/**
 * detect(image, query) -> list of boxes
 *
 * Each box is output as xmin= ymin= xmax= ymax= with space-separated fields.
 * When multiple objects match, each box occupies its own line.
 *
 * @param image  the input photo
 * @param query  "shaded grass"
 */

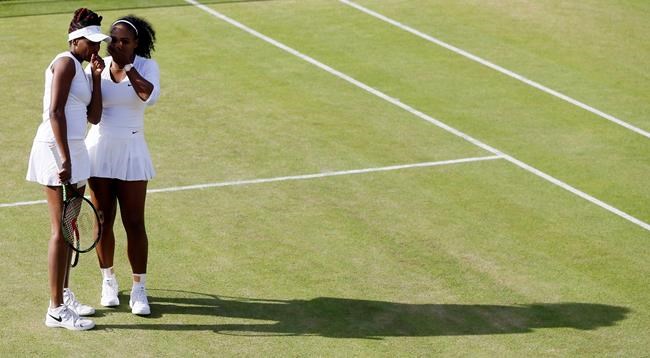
xmin=1 ymin=161 xmax=648 ymax=355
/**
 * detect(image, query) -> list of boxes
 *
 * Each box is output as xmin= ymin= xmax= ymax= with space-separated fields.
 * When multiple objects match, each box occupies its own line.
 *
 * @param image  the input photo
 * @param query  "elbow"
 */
xmin=145 ymin=96 xmax=159 ymax=106
xmin=49 ymin=108 xmax=65 ymax=122
xmin=144 ymin=88 xmax=160 ymax=106
xmin=87 ymin=104 xmax=103 ymax=124
xmin=138 ymin=92 xmax=152 ymax=102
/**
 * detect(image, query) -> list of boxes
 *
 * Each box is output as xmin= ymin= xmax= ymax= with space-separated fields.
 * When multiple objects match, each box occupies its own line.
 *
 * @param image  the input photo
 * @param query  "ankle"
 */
xmin=132 ymin=273 xmax=146 ymax=287
xmin=49 ymin=302 xmax=64 ymax=311
xmin=101 ymin=267 xmax=115 ymax=280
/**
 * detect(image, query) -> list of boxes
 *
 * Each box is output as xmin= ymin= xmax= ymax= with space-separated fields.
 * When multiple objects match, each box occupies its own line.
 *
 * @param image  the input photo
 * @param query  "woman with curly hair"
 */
xmin=84 ymin=15 xmax=160 ymax=316
xmin=26 ymin=8 xmax=109 ymax=331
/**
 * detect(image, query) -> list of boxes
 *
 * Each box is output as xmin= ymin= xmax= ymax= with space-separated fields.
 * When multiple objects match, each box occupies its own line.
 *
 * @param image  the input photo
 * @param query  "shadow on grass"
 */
xmin=96 ymin=289 xmax=630 ymax=338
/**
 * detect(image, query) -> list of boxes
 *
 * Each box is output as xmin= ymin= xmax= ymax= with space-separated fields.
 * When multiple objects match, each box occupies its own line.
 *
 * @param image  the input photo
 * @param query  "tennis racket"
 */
xmin=49 ymin=144 xmax=102 ymax=264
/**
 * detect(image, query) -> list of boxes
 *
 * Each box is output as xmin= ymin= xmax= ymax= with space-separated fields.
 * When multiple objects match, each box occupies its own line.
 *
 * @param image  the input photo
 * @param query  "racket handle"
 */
xmin=48 ymin=143 xmax=63 ymax=170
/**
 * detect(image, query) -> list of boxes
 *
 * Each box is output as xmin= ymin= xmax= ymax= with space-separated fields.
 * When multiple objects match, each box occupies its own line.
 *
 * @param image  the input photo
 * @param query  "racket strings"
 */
xmin=75 ymin=204 xmax=96 ymax=243
xmin=62 ymin=198 xmax=99 ymax=252
xmin=62 ymin=198 xmax=82 ymax=243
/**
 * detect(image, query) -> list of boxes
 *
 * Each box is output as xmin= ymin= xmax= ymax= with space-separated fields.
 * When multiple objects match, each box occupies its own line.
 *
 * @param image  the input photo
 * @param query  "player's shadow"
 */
xmin=97 ymin=289 xmax=630 ymax=338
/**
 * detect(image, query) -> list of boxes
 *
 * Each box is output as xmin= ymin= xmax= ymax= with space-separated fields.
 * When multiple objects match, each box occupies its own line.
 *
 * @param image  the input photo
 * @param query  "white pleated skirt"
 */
xmin=85 ymin=125 xmax=155 ymax=181
xmin=26 ymin=139 xmax=90 ymax=186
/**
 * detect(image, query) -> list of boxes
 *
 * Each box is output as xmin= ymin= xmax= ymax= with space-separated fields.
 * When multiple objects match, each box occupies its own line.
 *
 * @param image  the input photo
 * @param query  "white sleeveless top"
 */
xmin=34 ymin=52 xmax=91 ymax=141
xmin=85 ymin=55 xmax=160 ymax=131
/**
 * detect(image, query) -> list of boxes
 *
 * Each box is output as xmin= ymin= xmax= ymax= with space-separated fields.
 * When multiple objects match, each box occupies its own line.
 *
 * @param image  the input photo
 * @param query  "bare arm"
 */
xmin=125 ymin=67 xmax=154 ymax=101
xmin=108 ymin=47 xmax=158 ymax=102
xmin=86 ymin=53 xmax=105 ymax=124
xmin=87 ymin=54 xmax=104 ymax=124
xmin=49 ymin=57 xmax=76 ymax=183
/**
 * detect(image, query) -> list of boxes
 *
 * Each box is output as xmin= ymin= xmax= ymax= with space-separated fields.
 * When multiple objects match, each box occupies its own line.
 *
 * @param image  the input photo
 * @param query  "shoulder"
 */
xmin=135 ymin=56 xmax=158 ymax=69
xmin=51 ymin=52 xmax=74 ymax=65
xmin=51 ymin=54 xmax=76 ymax=76
xmin=134 ymin=56 xmax=160 ymax=82
xmin=135 ymin=55 xmax=155 ymax=63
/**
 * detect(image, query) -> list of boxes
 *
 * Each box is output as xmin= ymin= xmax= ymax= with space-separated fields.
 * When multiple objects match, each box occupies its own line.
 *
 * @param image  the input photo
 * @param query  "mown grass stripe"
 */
xmin=185 ymin=0 xmax=650 ymax=232
xmin=340 ymin=0 xmax=650 ymax=139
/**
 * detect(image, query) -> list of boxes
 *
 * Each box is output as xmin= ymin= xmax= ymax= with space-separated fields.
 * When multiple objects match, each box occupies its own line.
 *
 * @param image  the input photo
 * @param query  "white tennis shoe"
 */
xmin=129 ymin=285 xmax=150 ymax=315
xmin=45 ymin=305 xmax=95 ymax=331
xmin=101 ymin=277 xmax=120 ymax=307
xmin=64 ymin=288 xmax=95 ymax=316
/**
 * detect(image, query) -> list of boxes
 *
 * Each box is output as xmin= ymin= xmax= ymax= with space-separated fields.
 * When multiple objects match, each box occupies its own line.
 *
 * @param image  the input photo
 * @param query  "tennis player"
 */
xmin=26 ymin=8 xmax=109 ymax=330
xmin=84 ymin=15 xmax=160 ymax=316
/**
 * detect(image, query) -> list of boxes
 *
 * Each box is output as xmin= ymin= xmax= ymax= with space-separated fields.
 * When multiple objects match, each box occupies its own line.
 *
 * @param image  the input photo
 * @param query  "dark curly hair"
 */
xmin=68 ymin=8 xmax=103 ymax=33
xmin=112 ymin=15 xmax=156 ymax=58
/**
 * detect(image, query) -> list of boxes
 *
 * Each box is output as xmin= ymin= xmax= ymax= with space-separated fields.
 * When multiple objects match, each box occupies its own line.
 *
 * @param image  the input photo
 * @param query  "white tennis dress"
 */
xmin=26 ymin=52 xmax=92 ymax=186
xmin=84 ymin=55 xmax=160 ymax=181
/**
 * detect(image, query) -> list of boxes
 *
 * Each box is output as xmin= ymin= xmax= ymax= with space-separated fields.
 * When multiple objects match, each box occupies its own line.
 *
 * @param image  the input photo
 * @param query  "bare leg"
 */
xmin=116 ymin=180 xmax=151 ymax=315
xmin=116 ymin=180 xmax=149 ymax=275
xmin=89 ymin=178 xmax=117 ymax=269
xmin=63 ymin=243 xmax=72 ymax=289
xmin=44 ymin=186 xmax=67 ymax=307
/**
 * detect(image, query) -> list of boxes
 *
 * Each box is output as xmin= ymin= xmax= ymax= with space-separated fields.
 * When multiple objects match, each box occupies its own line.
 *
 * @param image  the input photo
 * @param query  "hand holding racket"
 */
xmin=49 ymin=145 xmax=103 ymax=262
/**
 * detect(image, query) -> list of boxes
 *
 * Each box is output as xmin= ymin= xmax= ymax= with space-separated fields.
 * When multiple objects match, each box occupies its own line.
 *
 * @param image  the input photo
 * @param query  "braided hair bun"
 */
xmin=69 ymin=8 xmax=103 ymax=33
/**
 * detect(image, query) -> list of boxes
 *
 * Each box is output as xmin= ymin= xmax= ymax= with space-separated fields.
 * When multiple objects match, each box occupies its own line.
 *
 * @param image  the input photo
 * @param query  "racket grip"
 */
xmin=48 ymin=143 xmax=63 ymax=170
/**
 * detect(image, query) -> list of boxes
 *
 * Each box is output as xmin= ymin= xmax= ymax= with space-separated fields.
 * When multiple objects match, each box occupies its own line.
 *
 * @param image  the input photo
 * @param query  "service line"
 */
xmin=0 ymin=156 xmax=502 ymax=208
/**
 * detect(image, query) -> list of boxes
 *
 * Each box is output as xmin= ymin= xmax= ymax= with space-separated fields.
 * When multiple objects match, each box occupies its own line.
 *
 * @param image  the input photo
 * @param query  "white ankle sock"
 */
xmin=101 ymin=267 xmax=115 ymax=280
xmin=132 ymin=273 xmax=146 ymax=287
xmin=49 ymin=302 xmax=64 ymax=311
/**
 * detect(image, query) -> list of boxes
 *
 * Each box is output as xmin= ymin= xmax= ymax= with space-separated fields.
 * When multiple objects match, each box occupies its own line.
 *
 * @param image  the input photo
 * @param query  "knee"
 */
xmin=98 ymin=209 xmax=116 ymax=228
xmin=49 ymin=231 xmax=66 ymax=245
xmin=101 ymin=223 xmax=115 ymax=236
xmin=123 ymin=218 xmax=147 ymax=237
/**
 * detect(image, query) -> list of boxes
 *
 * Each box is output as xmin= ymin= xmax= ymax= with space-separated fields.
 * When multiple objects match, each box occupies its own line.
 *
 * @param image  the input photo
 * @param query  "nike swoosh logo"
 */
xmin=132 ymin=131 xmax=138 ymax=134
xmin=49 ymin=314 xmax=62 ymax=322
xmin=128 ymin=84 xmax=132 ymax=86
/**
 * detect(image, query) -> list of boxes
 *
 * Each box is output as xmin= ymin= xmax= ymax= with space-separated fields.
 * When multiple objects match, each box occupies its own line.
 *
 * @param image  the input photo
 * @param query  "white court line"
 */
xmin=148 ymin=155 xmax=501 ymax=193
xmin=0 ymin=199 xmax=49 ymax=208
xmin=340 ymin=0 xmax=650 ymax=139
xmin=184 ymin=0 xmax=650 ymax=232
xmin=0 ymin=156 xmax=502 ymax=208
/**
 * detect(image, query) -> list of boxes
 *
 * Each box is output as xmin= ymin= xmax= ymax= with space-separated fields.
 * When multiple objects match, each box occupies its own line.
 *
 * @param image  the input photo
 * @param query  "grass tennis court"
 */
xmin=1 ymin=0 xmax=649 ymax=356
